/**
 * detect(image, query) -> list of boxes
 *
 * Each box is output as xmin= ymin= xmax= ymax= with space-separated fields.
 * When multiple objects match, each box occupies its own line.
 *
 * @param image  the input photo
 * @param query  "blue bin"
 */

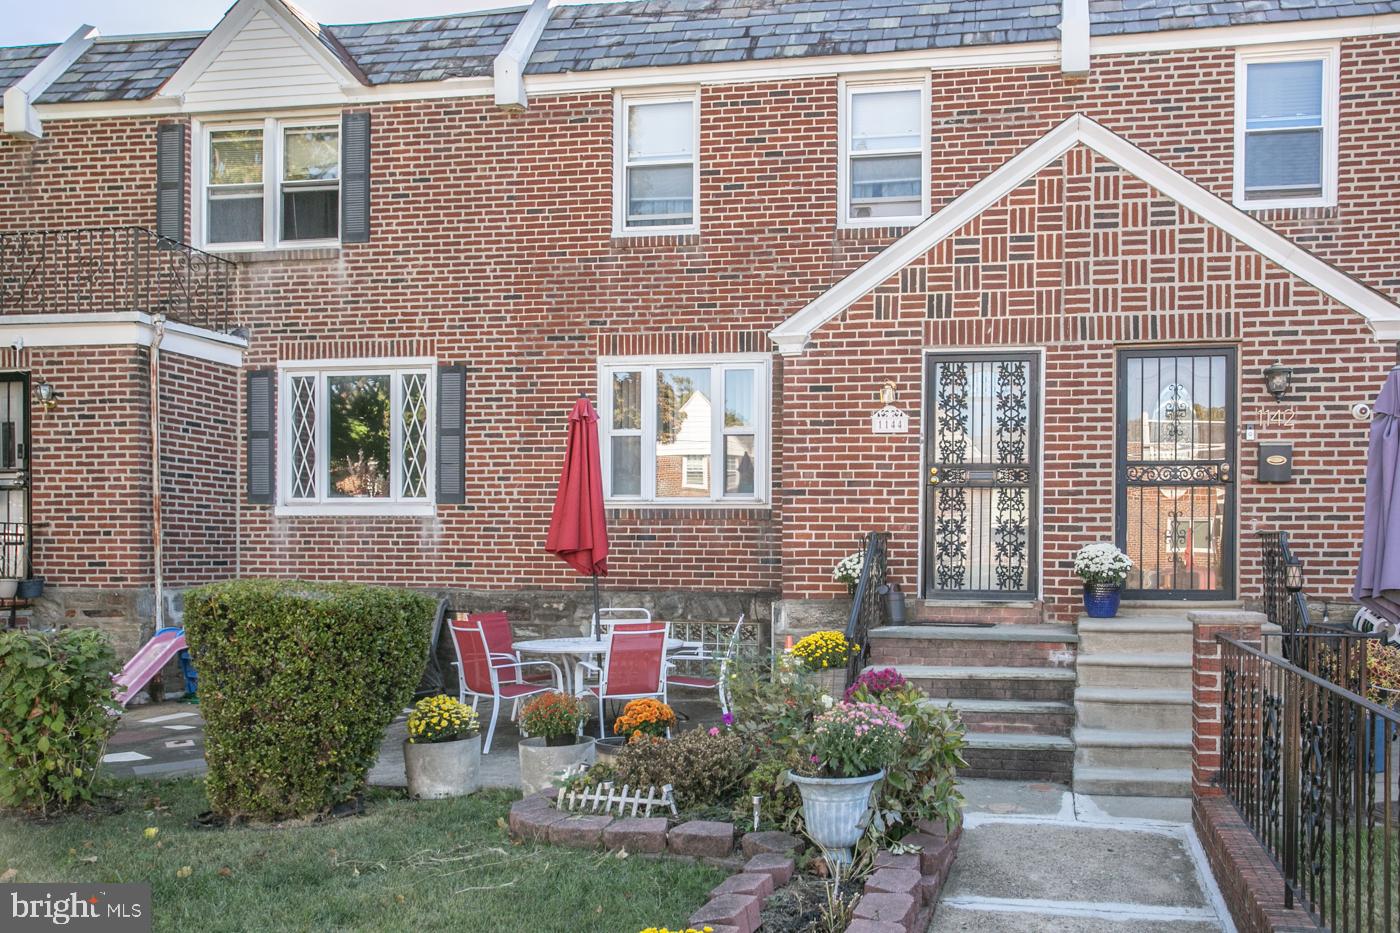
xmin=178 ymin=649 xmax=198 ymax=700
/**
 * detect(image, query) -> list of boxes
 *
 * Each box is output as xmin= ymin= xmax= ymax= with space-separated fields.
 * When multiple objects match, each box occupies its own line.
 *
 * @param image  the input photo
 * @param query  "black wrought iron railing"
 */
xmin=1218 ymin=634 xmax=1398 ymax=931
xmin=845 ymin=531 xmax=889 ymax=682
xmin=0 ymin=227 xmax=235 ymax=332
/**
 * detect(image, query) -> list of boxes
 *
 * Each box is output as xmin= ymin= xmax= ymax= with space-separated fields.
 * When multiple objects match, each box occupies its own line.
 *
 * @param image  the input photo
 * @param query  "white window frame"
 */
xmin=613 ymin=89 xmax=701 ymax=237
xmin=598 ymin=354 xmax=770 ymax=507
xmin=193 ymin=113 xmax=342 ymax=251
xmin=1233 ymin=43 xmax=1339 ymax=211
xmin=276 ymin=357 xmax=435 ymax=517
xmin=838 ymin=75 xmax=931 ymax=229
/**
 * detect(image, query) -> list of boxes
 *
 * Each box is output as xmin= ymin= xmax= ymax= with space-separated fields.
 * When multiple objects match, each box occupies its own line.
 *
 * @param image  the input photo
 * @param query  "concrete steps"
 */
xmin=1071 ymin=611 xmax=1194 ymax=798
xmin=867 ymin=622 xmax=1079 ymax=782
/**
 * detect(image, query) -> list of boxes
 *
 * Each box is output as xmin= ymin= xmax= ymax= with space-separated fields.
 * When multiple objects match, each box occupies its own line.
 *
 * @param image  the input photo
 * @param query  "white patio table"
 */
xmin=514 ymin=635 xmax=685 ymax=695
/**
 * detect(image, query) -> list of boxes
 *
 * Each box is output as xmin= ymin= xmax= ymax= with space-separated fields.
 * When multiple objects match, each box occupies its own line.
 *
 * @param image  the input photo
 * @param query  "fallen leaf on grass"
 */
xmin=0 ymin=868 xmax=17 ymax=883
xmin=218 ymin=867 xmax=233 ymax=878
xmin=175 ymin=866 xmax=192 ymax=879
xmin=142 ymin=827 xmax=159 ymax=840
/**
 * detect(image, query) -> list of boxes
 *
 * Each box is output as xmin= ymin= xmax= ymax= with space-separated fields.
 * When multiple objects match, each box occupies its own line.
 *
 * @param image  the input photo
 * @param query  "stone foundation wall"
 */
xmin=772 ymin=598 xmax=851 ymax=651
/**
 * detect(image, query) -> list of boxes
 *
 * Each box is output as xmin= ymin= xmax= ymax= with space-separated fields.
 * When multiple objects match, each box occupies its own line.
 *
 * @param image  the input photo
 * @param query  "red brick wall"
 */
xmin=158 ymin=349 xmax=238 ymax=588
xmin=1 ymin=35 xmax=1398 ymax=614
xmin=786 ymin=148 xmax=1387 ymax=619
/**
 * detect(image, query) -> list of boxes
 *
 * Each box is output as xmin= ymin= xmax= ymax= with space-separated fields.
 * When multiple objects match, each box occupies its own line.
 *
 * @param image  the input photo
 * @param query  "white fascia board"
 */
xmin=495 ymin=0 xmax=552 ymax=108
xmin=1059 ymin=0 xmax=1090 ymax=75
xmin=0 ymin=312 xmax=246 ymax=366
xmin=3 ymin=24 xmax=97 ymax=140
xmin=159 ymin=0 xmax=362 ymax=102
xmin=770 ymin=113 xmax=1400 ymax=355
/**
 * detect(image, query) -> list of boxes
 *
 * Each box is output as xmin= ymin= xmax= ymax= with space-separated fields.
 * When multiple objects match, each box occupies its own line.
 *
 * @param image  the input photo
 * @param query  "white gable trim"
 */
xmin=769 ymin=113 xmax=1400 ymax=355
xmin=0 ymin=313 xmax=246 ymax=367
xmin=3 ymin=25 xmax=97 ymax=140
xmin=160 ymin=0 xmax=363 ymax=103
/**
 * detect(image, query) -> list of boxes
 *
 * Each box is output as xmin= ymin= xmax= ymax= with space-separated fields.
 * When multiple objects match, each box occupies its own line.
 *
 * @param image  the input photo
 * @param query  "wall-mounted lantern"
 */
xmin=1263 ymin=363 xmax=1294 ymax=401
xmin=34 ymin=378 xmax=61 ymax=410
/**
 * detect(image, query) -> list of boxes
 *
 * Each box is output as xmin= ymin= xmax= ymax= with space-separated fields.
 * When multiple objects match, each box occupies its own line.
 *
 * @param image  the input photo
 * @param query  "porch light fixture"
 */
xmin=1263 ymin=363 xmax=1294 ymax=401
xmin=34 ymin=379 xmax=60 ymax=410
xmin=1284 ymin=558 xmax=1304 ymax=593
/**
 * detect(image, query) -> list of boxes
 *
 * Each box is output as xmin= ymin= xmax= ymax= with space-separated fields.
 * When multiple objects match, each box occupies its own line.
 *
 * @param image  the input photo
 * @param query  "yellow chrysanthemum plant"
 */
xmin=406 ymin=694 xmax=480 ymax=745
xmin=638 ymin=927 xmax=713 ymax=933
xmin=613 ymin=698 xmax=676 ymax=743
xmin=789 ymin=630 xmax=858 ymax=671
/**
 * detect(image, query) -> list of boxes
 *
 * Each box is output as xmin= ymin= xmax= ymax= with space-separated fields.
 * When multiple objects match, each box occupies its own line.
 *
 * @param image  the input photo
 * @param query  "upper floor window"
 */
xmin=600 ymin=356 xmax=769 ymax=505
xmin=614 ymin=91 xmax=699 ymax=235
xmin=278 ymin=361 xmax=433 ymax=516
xmin=201 ymin=116 xmax=340 ymax=249
xmin=840 ymin=78 xmax=929 ymax=227
xmin=1235 ymin=46 xmax=1338 ymax=210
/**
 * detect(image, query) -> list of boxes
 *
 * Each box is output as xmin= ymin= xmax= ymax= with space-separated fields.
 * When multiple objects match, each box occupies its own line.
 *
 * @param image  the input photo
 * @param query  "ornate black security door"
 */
xmin=922 ymin=353 xmax=1038 ymax=600
xmin=1116 ymin=348 xmax=1236 ymax=600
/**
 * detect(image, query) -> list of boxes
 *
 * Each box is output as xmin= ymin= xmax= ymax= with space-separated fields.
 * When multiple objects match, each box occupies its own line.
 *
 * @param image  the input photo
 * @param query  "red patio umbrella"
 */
xmin=546 ymin=394 xmax=610 ymax=639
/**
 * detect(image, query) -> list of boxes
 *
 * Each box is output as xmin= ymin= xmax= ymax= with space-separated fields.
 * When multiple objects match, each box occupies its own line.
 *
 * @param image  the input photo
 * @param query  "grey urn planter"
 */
xmin=518 ymin=737 xmax=595 ymax=795
xmin=788 ymin=769 xmax=884 ymax=865
xmin=403 ymin=735 xmax=482 ymax=799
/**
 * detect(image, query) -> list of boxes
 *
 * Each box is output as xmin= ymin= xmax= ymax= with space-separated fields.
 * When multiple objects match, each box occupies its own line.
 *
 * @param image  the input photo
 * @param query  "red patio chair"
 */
xmin=665 ymin=614 xmax=745 ymax=716
xmin=577 ymin=621 xmax=670 ymax=739
xmin=447 ymin=612 xmax=563 ymax=753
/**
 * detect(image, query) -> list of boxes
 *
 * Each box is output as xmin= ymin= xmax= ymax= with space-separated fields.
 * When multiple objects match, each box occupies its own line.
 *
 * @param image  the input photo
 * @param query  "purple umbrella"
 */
xmin=1356 ymin=367 xmax=1400 ymax=626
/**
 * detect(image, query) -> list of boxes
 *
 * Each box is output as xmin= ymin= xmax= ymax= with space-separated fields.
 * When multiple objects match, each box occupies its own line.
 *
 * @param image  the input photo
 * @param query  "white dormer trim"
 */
xmin=495 ymin=0 xmax=553 ymax=109
xmin=769 ymin=114 xmax=1400 ymax=355
xmin=3 ymin=25 xmax=98 ymax=140
xmin=1059 ymin=0 xmax=1090 ymax=75
xmin=160 ymin=0 xmax=364 ymax=106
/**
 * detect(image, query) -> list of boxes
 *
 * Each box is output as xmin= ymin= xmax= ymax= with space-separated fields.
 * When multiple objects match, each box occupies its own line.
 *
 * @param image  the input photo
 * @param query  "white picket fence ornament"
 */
xmin=556 ymin=781 xmax=677 ymax=817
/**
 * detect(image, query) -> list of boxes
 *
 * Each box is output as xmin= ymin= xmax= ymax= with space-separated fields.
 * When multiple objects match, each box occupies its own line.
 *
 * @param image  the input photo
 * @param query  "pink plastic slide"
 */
xmin=113 ymin=627 xmax=186 ymax=707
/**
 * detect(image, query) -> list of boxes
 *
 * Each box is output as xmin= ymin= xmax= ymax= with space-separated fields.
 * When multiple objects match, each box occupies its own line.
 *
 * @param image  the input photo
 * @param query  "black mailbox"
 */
xmin=1258 ymin=443 xmax=1293 ymax=483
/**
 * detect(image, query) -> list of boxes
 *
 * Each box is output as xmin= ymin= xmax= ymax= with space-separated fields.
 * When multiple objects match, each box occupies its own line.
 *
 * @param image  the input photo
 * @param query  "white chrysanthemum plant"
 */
xmin=1072 ymin=542 xmax=1133 ymax=588
xmin=833 ymin=551 xmax=865 ymax=589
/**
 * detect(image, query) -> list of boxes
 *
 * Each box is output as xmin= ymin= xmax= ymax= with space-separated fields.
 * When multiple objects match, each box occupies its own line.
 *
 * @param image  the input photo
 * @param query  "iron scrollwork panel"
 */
xmin=926 ymin=356 xmax=1037 ymax=598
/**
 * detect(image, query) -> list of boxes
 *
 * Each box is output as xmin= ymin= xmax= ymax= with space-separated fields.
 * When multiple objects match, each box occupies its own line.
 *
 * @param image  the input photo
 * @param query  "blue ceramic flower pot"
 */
xmin=1083 ymin=583 xmax=1122 ymax=619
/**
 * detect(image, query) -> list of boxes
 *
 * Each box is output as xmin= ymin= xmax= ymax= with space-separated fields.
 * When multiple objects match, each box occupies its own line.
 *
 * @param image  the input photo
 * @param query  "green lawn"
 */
xmin=0 ymin=781 xmax=726 ymax=933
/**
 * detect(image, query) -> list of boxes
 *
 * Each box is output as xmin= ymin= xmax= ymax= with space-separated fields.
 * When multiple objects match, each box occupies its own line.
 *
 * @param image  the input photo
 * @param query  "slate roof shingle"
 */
xmin=3 ymin=0 xmax=1397 ymax=102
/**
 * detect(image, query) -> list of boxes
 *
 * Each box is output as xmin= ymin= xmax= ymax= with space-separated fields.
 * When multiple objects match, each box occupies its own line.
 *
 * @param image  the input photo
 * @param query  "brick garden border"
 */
xmin=508 ymin=792 xmax=962 ymax=933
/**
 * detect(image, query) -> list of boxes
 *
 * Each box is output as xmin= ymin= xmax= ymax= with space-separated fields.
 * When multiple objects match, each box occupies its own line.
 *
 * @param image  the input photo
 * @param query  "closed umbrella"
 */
xmin=1356 ymin=367 xmax=1400 ymax=629
xmin=546 ymin=394 xmax=610 ymax=639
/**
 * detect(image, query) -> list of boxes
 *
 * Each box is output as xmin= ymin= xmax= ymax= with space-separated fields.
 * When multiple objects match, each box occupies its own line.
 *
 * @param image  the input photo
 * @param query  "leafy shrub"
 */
xmin=726 ymin=653 xmax=825 ymax=750
xmin=184 ymin=579 xmax=433 ymax=820
xmin=0 ymin=628 xmax=119 ymax=816
xmin=740 ymin=750 xmax=803 ymax=828
xmin=609 ymin=728 xmax=753 ymax=809
xmin=848 ymin=681 xmax=967 ymax=836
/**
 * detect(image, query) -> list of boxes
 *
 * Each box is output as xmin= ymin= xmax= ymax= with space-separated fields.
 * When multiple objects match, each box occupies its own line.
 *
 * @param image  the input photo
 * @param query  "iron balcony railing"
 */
xmin=845 ymin=531 xmax=889 ymax=682
xmin=0 ymin=227 xmax=235 ymax=333
xmin=1218 ymin=633 xmax=1398 ymax=931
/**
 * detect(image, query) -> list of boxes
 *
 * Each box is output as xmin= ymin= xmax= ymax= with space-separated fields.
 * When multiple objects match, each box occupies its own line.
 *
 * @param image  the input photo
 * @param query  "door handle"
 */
xmin=928 ymin=467 xmax=940 ymax=486
xmin=1219 ymin=463 xmax=1232 ymax=483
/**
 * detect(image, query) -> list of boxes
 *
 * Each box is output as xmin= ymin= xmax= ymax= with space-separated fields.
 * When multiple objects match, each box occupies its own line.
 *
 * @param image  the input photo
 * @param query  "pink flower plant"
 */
xmin=806 ymin=700 xmax=907 ymax=779
xmin=843 ymin=667 xmax=907 ymax=700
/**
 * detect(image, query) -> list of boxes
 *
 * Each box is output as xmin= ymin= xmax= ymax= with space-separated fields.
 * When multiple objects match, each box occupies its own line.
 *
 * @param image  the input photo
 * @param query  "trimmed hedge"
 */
xmin=0 ymin=627 xmax=119 ymax=816
xmin=184 ymin=580 xmax=434 ymax=820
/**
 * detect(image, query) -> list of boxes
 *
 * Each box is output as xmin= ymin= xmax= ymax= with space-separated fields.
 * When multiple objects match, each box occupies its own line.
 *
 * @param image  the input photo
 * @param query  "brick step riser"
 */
xmin=1078 ymin=633 xmax=1193 ymax=655
xmin=957 ymin=710 xmax=1075 ymax=736
xmin=1075 ymin=666 xmax=1192 ymax=690
xmin=869 ymin=639 xmax=1077 ymax=669
xmin=1073 ymin=745 xmax=1190 ymax=771
xmin=913 ymin=678 xmax=1076 ymax=703
xmin=960 ymin=747 xmax=1073 ymax=782
xmin=1075 ymin=701 xmax=1190 ymax=732
xmin=914 ymin=605 xmax=1043 ymax=625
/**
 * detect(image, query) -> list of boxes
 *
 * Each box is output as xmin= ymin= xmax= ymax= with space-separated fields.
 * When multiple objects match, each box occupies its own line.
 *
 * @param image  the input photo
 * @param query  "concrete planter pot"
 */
xmin=594 ymin=736 xmax=628 ymax=765
xmin=788 ymin=769 xmax=884 ymax=865
xmin=403 ymin=735 xmax=481 ymax=799
xmin=518 ymin=736 xmax=595 ymax=795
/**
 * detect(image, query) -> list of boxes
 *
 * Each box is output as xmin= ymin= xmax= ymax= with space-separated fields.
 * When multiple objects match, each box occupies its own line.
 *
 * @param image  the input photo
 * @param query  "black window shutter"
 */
xmin=436 ymin=365 xmax=465 ymax=505
xmin=246 ymin=369 xmax=276 ymax=505
xmin=156 ymin=123 xmax=186 ymax=242
xmin=341 ymin=111 xmax=371 ymax=243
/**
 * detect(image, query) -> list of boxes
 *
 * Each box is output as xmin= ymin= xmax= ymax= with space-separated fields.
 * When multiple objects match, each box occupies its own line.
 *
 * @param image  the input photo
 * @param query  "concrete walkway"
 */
xmin=932 ymin=780 xmax=1233 ymax=932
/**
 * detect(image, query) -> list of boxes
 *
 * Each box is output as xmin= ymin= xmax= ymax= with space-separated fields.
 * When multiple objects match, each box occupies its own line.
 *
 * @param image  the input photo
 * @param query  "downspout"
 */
xmin=149 ymin=316 xmax=166 ymax=631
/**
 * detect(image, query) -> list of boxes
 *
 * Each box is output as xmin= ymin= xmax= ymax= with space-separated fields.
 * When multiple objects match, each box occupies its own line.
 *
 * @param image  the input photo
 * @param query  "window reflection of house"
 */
xmin=656 ymin=390 xmax=711 ymax=498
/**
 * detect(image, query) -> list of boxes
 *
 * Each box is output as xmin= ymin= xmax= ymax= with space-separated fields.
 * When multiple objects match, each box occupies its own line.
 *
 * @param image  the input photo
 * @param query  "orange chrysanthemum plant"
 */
xmin=613 ymin=698 xmax=676 ymax=743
